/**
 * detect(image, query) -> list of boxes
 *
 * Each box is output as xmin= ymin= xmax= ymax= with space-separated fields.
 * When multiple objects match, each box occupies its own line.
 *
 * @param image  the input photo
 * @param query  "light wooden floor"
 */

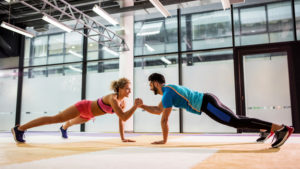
xmin=1 ymin=132 xmax=300 ymax=169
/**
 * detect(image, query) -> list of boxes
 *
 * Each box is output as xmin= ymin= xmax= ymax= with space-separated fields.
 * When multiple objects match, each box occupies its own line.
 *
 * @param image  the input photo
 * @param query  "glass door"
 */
xmin=242 ymin=52 xmax=293 ymax=126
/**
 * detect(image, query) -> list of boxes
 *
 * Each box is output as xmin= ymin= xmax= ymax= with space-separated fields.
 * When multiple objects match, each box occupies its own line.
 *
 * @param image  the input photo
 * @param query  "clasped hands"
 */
xmin=134 ymin=98 xmax=143 ymax=107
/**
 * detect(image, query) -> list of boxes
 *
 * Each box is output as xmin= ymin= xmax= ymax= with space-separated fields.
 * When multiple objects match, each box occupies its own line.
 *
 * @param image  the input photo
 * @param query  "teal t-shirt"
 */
xmin=161 ymin=84 xmax=204 ymax=115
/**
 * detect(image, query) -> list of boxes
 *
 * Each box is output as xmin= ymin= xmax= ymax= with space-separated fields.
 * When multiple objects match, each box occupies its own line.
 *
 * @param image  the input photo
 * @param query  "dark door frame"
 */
xmin=234 ymin=41 xmax=300 ymax=133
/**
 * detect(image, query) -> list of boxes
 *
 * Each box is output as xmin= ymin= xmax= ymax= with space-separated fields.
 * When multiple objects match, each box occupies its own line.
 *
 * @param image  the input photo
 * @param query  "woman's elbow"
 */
xmin=121 ymin=117 xmax=128 ymax=121
xmin=118 ymin=114 xmax=127 ymax=121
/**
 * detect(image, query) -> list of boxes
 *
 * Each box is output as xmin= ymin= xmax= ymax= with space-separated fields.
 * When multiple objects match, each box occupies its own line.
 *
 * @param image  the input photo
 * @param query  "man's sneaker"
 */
xmin=60 ymin=126 xmax=68 ymax=139
xmin=256 ymin=131 xmax=274 ymax=142
xmin=271 ymin=126 xmax=294 ymax=148
xmin=11 ymin=126 xmax=25 ymax=143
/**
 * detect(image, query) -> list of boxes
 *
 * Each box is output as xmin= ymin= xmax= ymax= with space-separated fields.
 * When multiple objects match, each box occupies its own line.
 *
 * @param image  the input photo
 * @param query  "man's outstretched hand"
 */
xmin=151 ymin=140 xmax=166 ymax=144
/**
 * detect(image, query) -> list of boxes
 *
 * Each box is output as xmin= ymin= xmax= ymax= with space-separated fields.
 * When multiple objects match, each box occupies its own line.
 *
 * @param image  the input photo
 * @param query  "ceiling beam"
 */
xmin=1 ymin=0 xmax=196 ymax=28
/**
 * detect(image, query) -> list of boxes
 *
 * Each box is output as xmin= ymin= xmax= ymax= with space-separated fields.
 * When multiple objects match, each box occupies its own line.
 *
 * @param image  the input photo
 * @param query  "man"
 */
xmin=140 ymin=73 xmax=294 ymax=148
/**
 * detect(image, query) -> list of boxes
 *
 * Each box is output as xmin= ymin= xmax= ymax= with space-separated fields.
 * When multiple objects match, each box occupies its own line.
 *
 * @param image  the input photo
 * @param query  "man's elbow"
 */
xmin=156 ymin=110 xmax=163 ymax=115
xmin=158 ymin=108 xmax=163 ymax=115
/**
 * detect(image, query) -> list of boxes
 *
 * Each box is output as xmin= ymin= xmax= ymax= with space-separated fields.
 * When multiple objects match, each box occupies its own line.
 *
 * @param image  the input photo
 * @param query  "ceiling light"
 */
xmin=137 ymin=31 xmax=160 ymax=36
xmin=160 ymin=57 xmax=172 ymax=64
xmin=42 ymin=15 xmax=73 ymax=33
xmin=137 ymin=22 xmax=162 ymax=36
xmin=102 ymin=46 xmax=119 ymax=56
xmin=221 ymin=0 xmax=245 ymax=10
xmin=149 ymin=0 xmax=171 ymax=18
xmin=145 ymin=44 xmax=155 ymax=52
xmin=220 ymin=0 xmax=231 ymax=9
xmin=0 ymin=21 xmax=34 ymax=38
xmin=93 ymin=5 xmax=118 ymax=26
xmin=68 ymin=65 xmax=82 ymax=72
xmin=68 ymin=50 xmax=83 ymax=58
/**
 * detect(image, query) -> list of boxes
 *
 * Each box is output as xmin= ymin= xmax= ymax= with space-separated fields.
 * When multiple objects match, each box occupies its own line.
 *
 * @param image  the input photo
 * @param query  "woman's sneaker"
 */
xmin=256 ymin=131 xmax=274 ymax=142
xmin=60 ymin=126 xmax=68 ymax=139
xmin=11 ymin=126 xmax=26 ymax=143
xmin=271 ymin=126 xmax=294 ymax=148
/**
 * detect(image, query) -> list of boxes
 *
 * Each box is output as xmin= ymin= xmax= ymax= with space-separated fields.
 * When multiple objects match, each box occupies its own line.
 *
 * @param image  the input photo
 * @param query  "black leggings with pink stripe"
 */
xmin=200 ymin=93 xmax=273 ymax=131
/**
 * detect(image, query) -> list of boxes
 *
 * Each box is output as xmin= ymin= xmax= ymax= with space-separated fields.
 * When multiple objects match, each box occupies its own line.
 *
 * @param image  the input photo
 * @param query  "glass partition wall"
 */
xmin=1 ymin=0 xmax=298 ymax=133
xmin=234 ymin=0 xmax=294 ymax=46
xmin=132 ymin=0 xmax=298 ymax=133
xmin=17 ymin=21 xmax=121 ymax=132
xmin=296 ymin=0 xmax=300 ymax=39
xmin=133 ymin=55 xmax=180 ymax=132
xmin=21 ymin=65 xmax=82 ymax=131
xmin=0 ymin=69 xmax=18 ymax=131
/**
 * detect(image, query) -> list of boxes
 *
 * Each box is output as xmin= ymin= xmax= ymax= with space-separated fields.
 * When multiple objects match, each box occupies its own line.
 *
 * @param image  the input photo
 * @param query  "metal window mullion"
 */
xmin=15 ymin=36 xmax=25 ymax=126
xmin=46 ymin=35 xmax=49 ymax=77
xmin=265 ymin=4 xmax=270 ymax=43
xmin=63 ymin=33 xmax=66 ymax=76
xmin=231 ymin=5 xmax=235 ymax=48
xmin=292 ymin=0 xmax=298 ymax=41
xmin=80 ymin=27 xmax=88 ymax=132
xmin=177 ymin=8 xmax=183 ymax=133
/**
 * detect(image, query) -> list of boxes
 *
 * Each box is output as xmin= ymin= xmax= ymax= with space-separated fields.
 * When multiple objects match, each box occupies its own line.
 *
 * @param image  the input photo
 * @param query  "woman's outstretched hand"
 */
xmin=122 ymin=139 xmax=136 ymax=142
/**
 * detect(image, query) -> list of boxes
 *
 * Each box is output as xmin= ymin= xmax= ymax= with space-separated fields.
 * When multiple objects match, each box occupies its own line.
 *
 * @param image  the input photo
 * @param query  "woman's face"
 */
xmin=119 ymin=83 xmax=131 ymax=98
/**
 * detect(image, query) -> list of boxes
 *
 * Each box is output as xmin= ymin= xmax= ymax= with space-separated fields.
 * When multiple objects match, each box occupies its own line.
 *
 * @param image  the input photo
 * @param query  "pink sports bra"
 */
xmin=97 ymin=98 xmax=115 ymax=114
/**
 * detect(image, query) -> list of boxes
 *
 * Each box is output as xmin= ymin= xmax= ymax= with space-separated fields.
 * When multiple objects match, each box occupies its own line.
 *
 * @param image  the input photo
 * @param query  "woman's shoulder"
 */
xmin=103 ymin=93 xmax=118 ymax=101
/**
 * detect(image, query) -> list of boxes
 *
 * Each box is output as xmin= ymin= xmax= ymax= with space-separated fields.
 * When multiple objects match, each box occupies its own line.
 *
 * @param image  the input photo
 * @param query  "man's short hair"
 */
xmin=148 ymin=73 xmax=165 ymax=84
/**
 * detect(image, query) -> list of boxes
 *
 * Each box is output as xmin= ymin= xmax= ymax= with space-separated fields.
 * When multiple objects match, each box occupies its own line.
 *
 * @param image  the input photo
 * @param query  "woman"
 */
xmin=12 ymin=78 xmax=142 ymax=143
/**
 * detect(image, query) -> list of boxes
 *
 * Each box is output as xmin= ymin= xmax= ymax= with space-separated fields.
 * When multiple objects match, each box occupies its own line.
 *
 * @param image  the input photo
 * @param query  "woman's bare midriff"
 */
xmin=90 ymin=101 xmax=106 ymax=116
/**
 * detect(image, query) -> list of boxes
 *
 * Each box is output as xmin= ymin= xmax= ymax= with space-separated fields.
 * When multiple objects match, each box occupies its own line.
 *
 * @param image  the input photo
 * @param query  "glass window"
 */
xmin=32 ymin=36 xmax=48 ymax=65
xmin=296 ymin=0 xmax=300 ymax=39
xmin=0 ymin=69 xmax=18 ymax=131
xmin=87 ymin=25 xmax=120 ymax=60
xmin=189 ymin=10 xmax=232 ymax=50
xmin=180 ymin=1 xmax=232 ymax=51
xmin=181 ymin=49 xmax=236 ymax=133
xmin=85 ymin=60 xmax=119 ymax=132
xmin=65 ymin=31 xmax=83 ymax=62
xmin=267 ymin=2 xmax=293 ymax=42
xmin=234 ymin=1 xmax=294 ymax=46
xmin=26 ymin=31 xmax=85 ymax=66
xmin=48 ymin=34 xmax=64 ymax=64
xmin=24 ymin=38 xmax=31 ymax=67
xmin=238 ymin=6 xmax=268 ymax=46
xmin=134 ymin=17 xmax=178 ymax=56
xmin=49 ymin=34 xmax=64 ymax=55
xmin=134 ymin=55 xmax=177 ymax=69
xmin=21 ymin=64 xmax=82 ymax=131
xmin=133 ymin=54 xmax=179 ymax=132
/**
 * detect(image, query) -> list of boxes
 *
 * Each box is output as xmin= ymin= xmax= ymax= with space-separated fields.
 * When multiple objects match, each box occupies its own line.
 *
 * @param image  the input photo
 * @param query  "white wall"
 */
xmin=244 ymin=55 xmax=292 ymax=125
xmin=21 ymin=72 xmax=82 ymax=131
xmin=182 ymin=60 xmax=237 ymax=133
xmin=133 ymin=65 xmax=180 ymax=132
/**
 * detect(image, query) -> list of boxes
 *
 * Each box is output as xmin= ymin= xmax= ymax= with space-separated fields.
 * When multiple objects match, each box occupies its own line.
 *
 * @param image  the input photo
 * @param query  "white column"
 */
xmin=119 ymin=0 xmax=134 ymax=132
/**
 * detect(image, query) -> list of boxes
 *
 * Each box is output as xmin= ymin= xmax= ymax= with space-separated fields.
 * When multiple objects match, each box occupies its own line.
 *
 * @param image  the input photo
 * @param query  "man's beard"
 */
xmin=153 ymin=86 xmax=158 ymax=95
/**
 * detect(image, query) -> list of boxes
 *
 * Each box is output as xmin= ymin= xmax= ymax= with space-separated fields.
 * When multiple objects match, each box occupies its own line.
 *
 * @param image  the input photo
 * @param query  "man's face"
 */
xmin=149 ymin=81 xmax=158 ymax=95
